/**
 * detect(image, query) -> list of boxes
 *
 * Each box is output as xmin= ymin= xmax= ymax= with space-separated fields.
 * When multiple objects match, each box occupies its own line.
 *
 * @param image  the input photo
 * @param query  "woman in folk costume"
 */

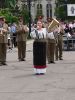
xmin=30 ymin=21 xmax=47 ymax=75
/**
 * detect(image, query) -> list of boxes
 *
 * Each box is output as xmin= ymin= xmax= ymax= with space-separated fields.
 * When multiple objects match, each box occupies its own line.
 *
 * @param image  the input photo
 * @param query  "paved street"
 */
xmin=0 ymin=40 xmax=75 ymax=100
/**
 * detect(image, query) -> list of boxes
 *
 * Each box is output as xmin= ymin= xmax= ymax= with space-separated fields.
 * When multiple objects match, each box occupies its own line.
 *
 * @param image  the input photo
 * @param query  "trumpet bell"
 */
xmin=48 ymin=18 xmax=59 ymax=32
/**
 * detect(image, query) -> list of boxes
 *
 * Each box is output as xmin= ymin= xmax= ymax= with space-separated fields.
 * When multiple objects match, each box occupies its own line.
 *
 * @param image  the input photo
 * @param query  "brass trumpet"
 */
xmin=0 ymin=28 xmax=7 ymax=35
xmin=48 ymin=18 xmax=59 ymax=32
xmin=0 ymin=28 xmax=3 ymax=35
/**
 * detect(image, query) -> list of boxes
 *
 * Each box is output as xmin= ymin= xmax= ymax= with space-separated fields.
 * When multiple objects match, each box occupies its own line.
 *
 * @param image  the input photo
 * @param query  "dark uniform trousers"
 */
xmin=47 ymin=39 xmax=55 ymax=63
xmin=0 ymin=43 xmax=7 ymax=63
xmin=17 ymin=41 xmax=26 ymax=60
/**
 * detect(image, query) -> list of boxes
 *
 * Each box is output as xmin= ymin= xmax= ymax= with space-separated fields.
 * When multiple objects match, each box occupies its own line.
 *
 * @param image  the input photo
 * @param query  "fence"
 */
xmin=63 ymin=35 xmax=75 ymax=51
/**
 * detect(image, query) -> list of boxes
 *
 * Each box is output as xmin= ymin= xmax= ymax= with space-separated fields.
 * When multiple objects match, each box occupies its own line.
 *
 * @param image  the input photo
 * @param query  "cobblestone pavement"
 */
xmin=0 ymin=40 xmax=75 ymax=100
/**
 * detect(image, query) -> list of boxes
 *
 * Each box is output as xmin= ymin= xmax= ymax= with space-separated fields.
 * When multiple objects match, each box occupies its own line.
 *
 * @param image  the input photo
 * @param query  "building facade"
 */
xmin=18 ymin=0 xmax=56 ymax=21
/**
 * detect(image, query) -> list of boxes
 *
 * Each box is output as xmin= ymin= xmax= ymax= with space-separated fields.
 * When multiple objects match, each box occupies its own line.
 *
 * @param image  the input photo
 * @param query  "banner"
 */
xmin=67 ymin=4 xmax=75 ymax=16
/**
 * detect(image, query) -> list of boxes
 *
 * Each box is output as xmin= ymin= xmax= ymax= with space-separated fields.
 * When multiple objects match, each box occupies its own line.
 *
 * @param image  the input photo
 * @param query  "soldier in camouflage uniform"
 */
xmin=55 ymin=24 xmax=64 ymax=60
xmin=46 ymin=18 xmax=56 ymax=64
xmin=16 ymin=17 xmax=29 ymax=61
xmin=0 ymin=17 xmax=8 ymax=65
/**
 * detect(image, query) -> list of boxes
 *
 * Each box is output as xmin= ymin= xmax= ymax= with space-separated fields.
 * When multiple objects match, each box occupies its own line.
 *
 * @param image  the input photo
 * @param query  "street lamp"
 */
xmin=27 ymin=0 xmax=31 ymax=34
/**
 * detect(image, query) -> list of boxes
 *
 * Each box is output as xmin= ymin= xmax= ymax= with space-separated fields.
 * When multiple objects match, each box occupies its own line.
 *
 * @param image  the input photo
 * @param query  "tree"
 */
xmin=0 ymin=8 xmax=18 ymax=23
xmin=0 ymin=0 xmax=17 ymax=9
xmin=0 ymin=0 xmax=5 ymax=8
xmin=0 ymin=0 xmax=30 ymax=24
xmin=5 ymin=0 xmax=17 ymax=9
xmin=20 ymin=4 xmax=29 ymax=24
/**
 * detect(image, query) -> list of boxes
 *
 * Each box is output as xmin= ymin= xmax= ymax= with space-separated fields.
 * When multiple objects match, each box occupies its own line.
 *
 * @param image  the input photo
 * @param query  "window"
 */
xmin=46 ymin=4 xmax=52 ymax=18
xmin=37 ymin=4 xmax=43 ymax=15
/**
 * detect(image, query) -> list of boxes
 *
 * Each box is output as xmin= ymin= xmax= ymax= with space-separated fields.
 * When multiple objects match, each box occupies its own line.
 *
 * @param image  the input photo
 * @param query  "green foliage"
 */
xmin=5 ymin=0 xmax=16 ymax=8
xmin=56 ymin=0 xmax=75 ymax=4
xmin=20 ymin=5 xmax=29 ymax=24
xmin=55 ymin=5 xmax=67 ymax=20
xmin=0 ymin=0 xmax=30 ymax=24
xmin=0 ymin=0 xmax=18 ymax=23
xmin=0 ymin=8 xmax=18 ymax=23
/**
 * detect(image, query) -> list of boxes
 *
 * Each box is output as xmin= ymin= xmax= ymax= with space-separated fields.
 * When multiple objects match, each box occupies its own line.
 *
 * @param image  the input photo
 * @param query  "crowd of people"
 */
xmin=64 ymin=21 xmax=75 ymax=35
xmin=0 ymin=16 xmax=75 ymax=75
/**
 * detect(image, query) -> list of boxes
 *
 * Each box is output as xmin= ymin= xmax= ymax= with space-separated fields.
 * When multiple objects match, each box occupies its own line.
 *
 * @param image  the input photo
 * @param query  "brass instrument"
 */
xmin=0 ymin=28 xmax=4 ymax=43
xmin=0 ymin=28 xmax=7 ymax=36
xmin=48 ymin=18 xmax=59 ymax=32
xmin=17 ymin=24 xmax=29 ymax=34
xmin=23 ymin=25 xmax=29 ymax=32
xmin=0 ymin=28 xmax=4 ymax=35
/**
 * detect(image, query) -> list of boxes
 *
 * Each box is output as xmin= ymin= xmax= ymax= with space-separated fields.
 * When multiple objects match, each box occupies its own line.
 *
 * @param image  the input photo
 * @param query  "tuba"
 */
xmin=48 ymin=18 xmax=59 ymax=32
